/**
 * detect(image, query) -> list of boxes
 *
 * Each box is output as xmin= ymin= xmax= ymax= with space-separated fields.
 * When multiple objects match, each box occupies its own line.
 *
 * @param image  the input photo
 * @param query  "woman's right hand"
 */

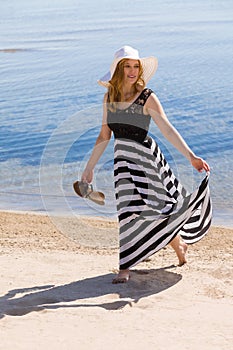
xmin=191 ymin=155 xmax=210 ymax=173
xmin=81 ymin=168 xmax=94 ymax=183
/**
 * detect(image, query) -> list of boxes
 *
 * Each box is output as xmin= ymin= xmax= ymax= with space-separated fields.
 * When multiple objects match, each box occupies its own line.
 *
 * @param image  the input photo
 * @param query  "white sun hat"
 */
xmin=98 ymin=45 xmax=158 ymax=88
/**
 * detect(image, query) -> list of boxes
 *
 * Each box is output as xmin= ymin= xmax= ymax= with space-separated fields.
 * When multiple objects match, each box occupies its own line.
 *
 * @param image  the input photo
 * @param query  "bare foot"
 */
xmin=170 ymin=235 xmax=188 ymax=266
xmin=177 ymin=242 xmax=188 ymax=266
xmin=112 ymin=269 xmax=130 ymax=284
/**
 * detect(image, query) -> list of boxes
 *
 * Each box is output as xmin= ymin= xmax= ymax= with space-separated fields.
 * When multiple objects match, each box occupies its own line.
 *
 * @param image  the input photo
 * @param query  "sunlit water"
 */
xmin=0 ymin=0 xmax=232 ymax=227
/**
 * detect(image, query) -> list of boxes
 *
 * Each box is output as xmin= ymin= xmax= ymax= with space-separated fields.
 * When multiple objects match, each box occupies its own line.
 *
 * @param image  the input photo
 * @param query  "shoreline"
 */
xmin=1 ymin=209 xmax=233 ymax=252
xmin=0 ymin=208 xmax=232 ymax=230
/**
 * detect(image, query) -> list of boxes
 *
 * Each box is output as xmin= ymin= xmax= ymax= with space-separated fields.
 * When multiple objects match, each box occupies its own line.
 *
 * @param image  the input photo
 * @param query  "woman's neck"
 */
xmin=122 ymin=85 xmax=137 ymax=102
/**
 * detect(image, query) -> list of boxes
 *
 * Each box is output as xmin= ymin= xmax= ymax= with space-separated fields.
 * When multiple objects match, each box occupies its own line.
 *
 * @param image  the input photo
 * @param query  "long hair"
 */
xmin=107 ymin=59 xmax=145 ymax=111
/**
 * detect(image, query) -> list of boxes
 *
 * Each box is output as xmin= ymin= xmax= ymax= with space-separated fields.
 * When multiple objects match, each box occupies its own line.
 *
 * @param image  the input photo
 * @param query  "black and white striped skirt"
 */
xmin=114 ymin=136 xmax=212 ymax=270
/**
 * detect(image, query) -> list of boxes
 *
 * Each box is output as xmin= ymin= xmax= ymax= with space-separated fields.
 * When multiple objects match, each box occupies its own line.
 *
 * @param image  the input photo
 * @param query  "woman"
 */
xmin=81 ymin=46 xmax=212 ymax=284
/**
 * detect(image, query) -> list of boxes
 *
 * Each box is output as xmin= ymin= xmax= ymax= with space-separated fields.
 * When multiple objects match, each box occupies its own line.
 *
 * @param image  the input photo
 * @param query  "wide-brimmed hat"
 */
xmin=98 ymin=45 xmax=158 ymax=88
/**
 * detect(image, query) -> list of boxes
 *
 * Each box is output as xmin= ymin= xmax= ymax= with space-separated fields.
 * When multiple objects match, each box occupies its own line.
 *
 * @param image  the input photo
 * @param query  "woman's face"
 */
xmin=123 ymin=59 xmax=140 ymax=85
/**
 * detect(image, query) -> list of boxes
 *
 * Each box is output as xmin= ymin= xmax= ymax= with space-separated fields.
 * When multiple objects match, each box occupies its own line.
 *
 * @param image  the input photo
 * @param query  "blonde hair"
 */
xmin=107 ymin=59 xmax=145 ymax=111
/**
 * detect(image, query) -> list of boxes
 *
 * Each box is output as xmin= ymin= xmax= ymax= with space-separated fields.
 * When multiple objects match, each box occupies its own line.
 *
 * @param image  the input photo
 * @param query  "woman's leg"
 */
xmin=170 ymin=234 xmax=188 ymax=266
xmin=112 ymin=269 xmax=130 ymax=284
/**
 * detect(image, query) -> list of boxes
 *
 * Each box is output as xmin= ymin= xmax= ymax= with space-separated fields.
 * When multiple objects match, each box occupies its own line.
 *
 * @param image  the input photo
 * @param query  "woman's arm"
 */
xmin=82 ymin=94 xmax=112 ymax=183
xmin=145 ymin=93 xmax=210 ymax=172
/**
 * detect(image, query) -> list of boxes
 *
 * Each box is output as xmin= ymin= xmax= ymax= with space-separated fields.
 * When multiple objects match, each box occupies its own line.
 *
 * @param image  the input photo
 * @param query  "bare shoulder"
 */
xmin=146 ymin=91 xmax=163 ymax=112
xmin=147 ymin=91 xmax=160 ymax=104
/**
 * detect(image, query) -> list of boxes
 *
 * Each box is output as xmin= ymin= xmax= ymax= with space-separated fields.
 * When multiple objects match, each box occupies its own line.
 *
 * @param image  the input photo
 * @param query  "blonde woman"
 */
xmin=81 ymin=46 xmax=211 ymax=284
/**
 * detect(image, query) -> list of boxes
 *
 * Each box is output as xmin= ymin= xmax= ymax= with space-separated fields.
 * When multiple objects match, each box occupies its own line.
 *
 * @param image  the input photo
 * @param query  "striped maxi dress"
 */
xmin=107 ymin=88 xmax=212 ymax=270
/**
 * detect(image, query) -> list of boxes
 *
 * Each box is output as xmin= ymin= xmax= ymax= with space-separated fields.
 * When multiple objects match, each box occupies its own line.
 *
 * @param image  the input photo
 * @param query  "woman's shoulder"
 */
xmin=145 ymin=90 xmax=164 ymax=113
xmin=137 ymin=87 xmax=154 ymax=103
xmin=143 ymin=87 xmax=154 ymax=96
xmin=145 ymin=88 xmax=159 ymax=101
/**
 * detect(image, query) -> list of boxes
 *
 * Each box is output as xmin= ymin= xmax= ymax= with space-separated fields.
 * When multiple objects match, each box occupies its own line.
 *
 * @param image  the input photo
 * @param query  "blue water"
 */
xmin=0 ymin=0 xmax=233 ymax=227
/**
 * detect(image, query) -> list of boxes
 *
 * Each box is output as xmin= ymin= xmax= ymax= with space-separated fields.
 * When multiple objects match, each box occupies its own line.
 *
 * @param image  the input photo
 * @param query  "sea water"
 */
xmin=0 ymin=0 xmax=233 ymax=227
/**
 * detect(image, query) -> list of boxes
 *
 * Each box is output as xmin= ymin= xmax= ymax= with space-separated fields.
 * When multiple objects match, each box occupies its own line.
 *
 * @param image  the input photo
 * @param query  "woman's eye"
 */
xmin=124 ymin=65 xmax=139 ymax=69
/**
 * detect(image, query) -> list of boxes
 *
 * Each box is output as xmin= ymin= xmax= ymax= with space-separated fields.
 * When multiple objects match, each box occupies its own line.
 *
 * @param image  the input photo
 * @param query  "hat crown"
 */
xmin=114 ymin=45 xmax=140 ymax=60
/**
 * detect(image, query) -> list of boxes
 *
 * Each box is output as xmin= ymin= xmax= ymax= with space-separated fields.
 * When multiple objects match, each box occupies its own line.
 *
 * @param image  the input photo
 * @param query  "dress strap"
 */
xmin=135 ymin=88 xmax=153 ymax=106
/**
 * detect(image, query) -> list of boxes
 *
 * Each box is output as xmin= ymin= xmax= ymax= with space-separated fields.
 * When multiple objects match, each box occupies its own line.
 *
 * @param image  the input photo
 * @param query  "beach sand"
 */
xmin=0 ymin=210 xmax=232 ymax=350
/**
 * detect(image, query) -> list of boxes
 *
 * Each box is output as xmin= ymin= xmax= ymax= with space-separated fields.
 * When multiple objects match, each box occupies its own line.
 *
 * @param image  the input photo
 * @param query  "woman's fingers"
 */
xmin=81 ymin=169 xmax=94 ymax=183
xmin=192 ymin=157 xmax=210 ymax=173
xmin=203 ymin=161 xmax=210 ymax=172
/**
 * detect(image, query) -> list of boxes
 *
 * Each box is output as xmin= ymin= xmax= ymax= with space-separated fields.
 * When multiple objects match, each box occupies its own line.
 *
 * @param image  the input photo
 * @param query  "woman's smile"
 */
xmin=123 ymin=59 xmax=140 ymax=83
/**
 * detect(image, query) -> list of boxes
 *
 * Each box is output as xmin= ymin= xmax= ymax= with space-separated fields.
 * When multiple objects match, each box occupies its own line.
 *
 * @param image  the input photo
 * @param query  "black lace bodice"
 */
xmin=107 ymin=88 xmax=153 ymax=143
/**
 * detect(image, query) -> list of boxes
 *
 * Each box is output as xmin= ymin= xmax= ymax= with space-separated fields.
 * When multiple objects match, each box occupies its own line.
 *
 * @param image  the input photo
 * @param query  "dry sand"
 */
xmin=0 ymin=210 xmax=232 ymax=350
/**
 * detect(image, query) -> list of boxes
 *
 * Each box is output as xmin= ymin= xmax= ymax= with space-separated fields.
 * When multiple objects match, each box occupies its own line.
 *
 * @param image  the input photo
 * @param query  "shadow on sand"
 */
xmin=0 ymin=266 xmax=181 ymax=318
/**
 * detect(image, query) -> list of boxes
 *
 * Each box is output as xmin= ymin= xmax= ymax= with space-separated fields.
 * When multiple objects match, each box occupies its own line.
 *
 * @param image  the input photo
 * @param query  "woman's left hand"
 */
xmin=191 ymin=155 xmax=210 ymax=173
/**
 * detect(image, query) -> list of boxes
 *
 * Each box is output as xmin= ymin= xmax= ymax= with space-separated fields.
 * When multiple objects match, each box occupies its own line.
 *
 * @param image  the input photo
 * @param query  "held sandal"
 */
xmin=73 ymin=180 xmax=105 ymax=206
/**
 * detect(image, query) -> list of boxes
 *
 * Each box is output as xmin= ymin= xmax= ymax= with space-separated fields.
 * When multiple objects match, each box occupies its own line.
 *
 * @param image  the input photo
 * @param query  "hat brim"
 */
xmin=98 ymin=56 xmax=158 ymax=88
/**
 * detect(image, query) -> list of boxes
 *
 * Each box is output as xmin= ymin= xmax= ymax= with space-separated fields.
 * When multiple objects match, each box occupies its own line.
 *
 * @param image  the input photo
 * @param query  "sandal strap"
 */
xmin=83 ymin=184 xmax=93 ymax=198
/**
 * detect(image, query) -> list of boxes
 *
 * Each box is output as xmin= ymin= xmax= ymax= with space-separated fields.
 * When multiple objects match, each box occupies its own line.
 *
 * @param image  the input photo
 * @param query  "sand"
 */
xmin=0 ymin=210 xmax=232 ymax=350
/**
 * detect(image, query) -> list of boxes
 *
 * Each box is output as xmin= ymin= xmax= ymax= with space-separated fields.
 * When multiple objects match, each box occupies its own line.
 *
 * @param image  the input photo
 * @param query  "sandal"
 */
xmin=73 ymin=180 xmax=105 ymax=206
